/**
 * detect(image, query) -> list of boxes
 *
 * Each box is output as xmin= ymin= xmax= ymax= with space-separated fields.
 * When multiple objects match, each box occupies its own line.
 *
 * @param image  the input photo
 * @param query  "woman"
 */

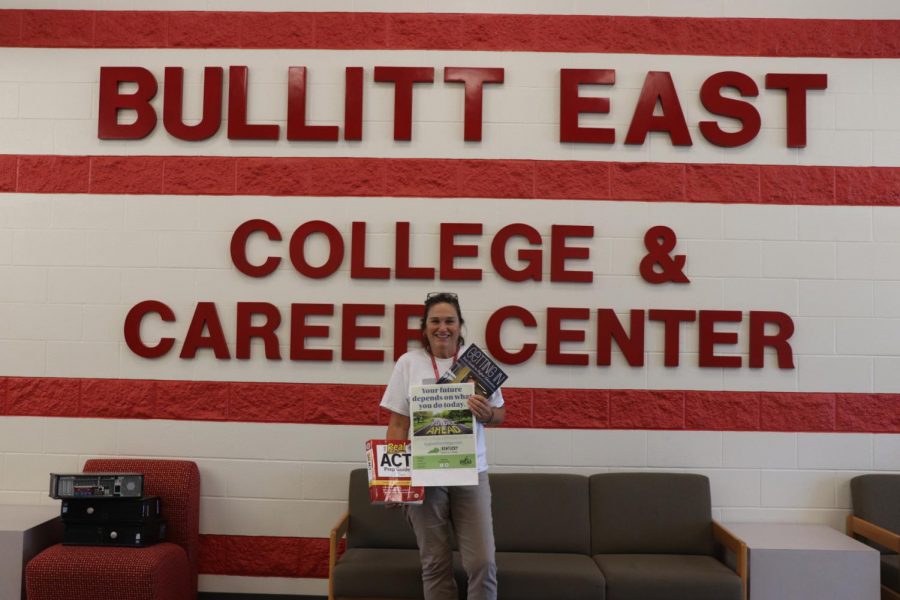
xmin=380 ymin=292 xmax=506 ymax=600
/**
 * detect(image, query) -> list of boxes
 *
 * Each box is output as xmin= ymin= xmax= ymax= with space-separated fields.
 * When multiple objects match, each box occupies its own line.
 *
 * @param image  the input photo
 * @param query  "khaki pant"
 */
xmin=404 ymin=471 xmax=497 ymax=600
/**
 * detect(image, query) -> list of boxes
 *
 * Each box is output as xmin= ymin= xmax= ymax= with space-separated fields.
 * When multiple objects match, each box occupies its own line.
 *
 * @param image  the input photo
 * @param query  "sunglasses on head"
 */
xmin=425 ymin=292 xmax=459 ymax=302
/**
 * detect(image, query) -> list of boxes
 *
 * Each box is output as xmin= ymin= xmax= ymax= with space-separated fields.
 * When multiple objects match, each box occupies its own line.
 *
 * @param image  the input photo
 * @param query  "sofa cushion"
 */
xmin=346 ymin=468 xmax=418 ymax=549
xmin=594 ymin=554 xmax=741 ymax=600
xmin=490 ymin=473 xmax=591 ymax=554
xmin=485 ymin=552 xmax=606 ymax=600
xmin=590 ymin=473 xmax=714 ymax=555
xmin=884 ymin=554 xmax=899 ymax=593
xmin=333 ymin=548 xmax=423 ymax=598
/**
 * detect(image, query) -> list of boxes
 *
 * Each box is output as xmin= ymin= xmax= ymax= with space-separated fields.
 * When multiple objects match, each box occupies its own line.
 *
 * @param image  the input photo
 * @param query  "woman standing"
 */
xmin=380 ymin=292 xmax=506 ymax=600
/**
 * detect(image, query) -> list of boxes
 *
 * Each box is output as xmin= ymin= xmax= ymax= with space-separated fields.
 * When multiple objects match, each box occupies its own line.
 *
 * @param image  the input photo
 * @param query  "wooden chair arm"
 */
xmin=847 ymin=515 xmax=900 ymax=552
xmin=713 ymin=520 xmax=748 ymax=600
xmin=328 ymin=511 xmax=350 ymax=600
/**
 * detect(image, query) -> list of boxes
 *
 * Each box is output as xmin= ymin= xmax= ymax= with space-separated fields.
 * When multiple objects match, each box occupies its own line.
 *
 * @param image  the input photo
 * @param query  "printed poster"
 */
xmin=409 ymin=382 xmax=478 ymax=486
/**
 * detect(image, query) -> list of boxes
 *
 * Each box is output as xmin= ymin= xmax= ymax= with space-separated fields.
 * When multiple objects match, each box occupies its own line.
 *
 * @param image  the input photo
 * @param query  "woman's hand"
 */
xmin=467 ymin=394 xmax=495 ymax=425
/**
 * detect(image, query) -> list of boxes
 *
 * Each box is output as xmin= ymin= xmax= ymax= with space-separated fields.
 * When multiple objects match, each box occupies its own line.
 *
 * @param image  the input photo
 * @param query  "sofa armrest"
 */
xmin=328 ymin=511 xmax=350 ymax=600
xmin=713 ymin=520 xmax=748 ymax=600
xmin=847 ymin=515 xmax=900 ymax=552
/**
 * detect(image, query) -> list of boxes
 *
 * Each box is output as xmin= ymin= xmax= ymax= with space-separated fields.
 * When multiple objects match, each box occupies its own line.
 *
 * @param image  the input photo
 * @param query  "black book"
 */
xmin=437 ymin=344 xmax=509 ymax=397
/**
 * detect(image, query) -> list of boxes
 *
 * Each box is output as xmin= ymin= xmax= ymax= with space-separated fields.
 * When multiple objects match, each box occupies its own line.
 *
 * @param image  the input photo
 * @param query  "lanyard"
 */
xmin=430 ymin=349 xmax=459 ymax=381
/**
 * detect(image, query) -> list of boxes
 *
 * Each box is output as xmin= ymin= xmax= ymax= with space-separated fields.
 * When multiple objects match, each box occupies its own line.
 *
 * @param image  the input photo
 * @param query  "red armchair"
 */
xmin=26 ymin=458 xmax=201 ymax=600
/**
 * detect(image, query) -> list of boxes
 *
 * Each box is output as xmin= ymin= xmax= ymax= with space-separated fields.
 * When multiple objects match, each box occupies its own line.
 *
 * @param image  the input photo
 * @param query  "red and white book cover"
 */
xmin=365 ymin=439 xmax=425 ymax=504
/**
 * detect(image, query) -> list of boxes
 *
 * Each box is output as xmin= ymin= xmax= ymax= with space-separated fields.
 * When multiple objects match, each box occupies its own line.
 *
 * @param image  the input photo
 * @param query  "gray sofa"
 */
xmin=848 ymin=474 xmax=900 ymax=599
xmin=329 ymin=470 xmax=746 ymax=600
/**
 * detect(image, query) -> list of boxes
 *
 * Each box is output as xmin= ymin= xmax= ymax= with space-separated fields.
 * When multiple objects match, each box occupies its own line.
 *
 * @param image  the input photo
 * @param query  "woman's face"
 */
xmin=424 ymin=302 xmax=461 ymax=359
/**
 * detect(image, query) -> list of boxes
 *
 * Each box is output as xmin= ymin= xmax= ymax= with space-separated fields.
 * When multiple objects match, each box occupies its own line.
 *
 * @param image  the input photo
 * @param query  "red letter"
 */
xmin=765 ymin=73 xmax=828 ymax=148
xmin=289 ymin=221 xmax=345 ymax=279
xmin=231 ymin=219 xmax=282 ymax=277
xmin=287 ymin=66 xmax=339 ymax=142
xmin=290 ymin=303 xmax=334 ymax=361
xmin=440 ymin=223 xmax=483 ymax=280
xmin=98 ymin=67 xmax=158 ymax=139
xmin=345 ymin=67 xmax=364 ymax=141
xmin=698 ymin=310 xmax=742 ymax=368
xmin=749 ymin=311 xmax=795 ymax=368
xmin=236 ymin=302 xmax=282 ymax=360
xmin=124 ymin=300 xmax=175 ymax=358
xmin=350 ymin=222 xmax=390 ymax=279
xmin=373 ymin=66 xmax=435 ymax=141
xmin=396 ymin=222 xmax=435 ymax=280
xmin=648 ymin=309 xmax=696 ymax=367
xmin=228 ymin=66 xmax=279 ymax=140
xmin=551 ymin=224 xmax=593 ymax=283
xmin=444 ymin=67 xmax=504 ymax=142
xmin=559 ymin=69 xmax=615 ymax=143
xmin=625 ymin=71 xmax=692 ymax=146
xmin=342 ymin=304 xmax=385 ymax=361
xmin=486 ymin=306 xmax=537 ymax=365
xmin=547 ymin=307 xmax=590 ymax=366
xmin=180 ymin=302 xmax=230 ymax=359
xmin=699 ymin=71 xmax=760 ymax=148
xmin=393 ymin=303 xmax=424 ymax=360
xmin=491 ymin=223 xmax=542 ymax=282
xmin=163 ymin=67 xmax=223 ymax=141
xmin=597 ymin=309 xmax=645 ymax=366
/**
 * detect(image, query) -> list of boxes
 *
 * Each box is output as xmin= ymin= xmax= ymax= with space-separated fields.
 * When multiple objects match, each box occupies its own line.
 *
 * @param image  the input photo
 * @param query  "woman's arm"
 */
xmin=386 ymin=411 xmax=411 ymax=439
xmin=487 ymin=405 xmax=505 ymax=426
xmin=467 ymin=395 xmax=506 ymax=426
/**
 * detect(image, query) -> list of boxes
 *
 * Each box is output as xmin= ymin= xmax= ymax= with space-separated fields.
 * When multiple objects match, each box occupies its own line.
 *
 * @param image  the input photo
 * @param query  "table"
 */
xmin=0 ymin=505 xmax=62 ymax=600
xmin=724 ymin=522 xmax=880 ymax=600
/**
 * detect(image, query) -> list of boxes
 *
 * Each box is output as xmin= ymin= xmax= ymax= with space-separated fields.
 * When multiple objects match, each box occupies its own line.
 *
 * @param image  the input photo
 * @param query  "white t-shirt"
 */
xmin=380 ymin=347 xmax=504 ymax=473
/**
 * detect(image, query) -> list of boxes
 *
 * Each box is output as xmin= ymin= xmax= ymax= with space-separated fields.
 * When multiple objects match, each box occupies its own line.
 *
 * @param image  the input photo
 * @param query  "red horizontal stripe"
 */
xmin=199 ymin=534 xmax=334 ymax=579
xmin=2 ymin=376 xmax=899 ymax=433
xmin=3 ymin=155 xmax=899 ymax=206
xmin=1 ymin=11 xmax=898 ymax=57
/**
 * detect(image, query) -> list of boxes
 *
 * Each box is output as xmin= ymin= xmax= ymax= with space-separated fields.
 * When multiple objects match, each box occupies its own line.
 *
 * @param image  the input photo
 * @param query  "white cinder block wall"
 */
xmin=0 ymin=0 xmax=898 ymax=595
